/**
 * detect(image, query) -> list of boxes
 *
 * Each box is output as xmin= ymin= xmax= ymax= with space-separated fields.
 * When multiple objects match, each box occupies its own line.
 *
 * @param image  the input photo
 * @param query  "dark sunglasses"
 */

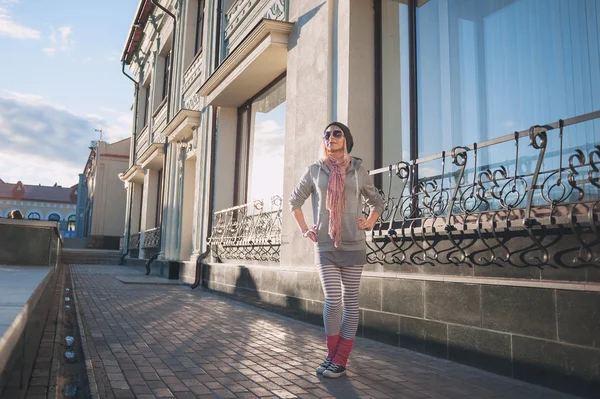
xmin=323 ymin=130 xmax=344 ymax=140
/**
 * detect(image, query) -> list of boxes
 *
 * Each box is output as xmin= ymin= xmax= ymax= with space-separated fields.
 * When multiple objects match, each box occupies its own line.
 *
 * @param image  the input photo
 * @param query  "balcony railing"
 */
xmin=129 ymin=232 xmax=140 ymax=258
xmin=135 ymin=126 xmax=149 ymax=160
xmin=152 ymin=100 xmax=168 ymax=140
xmin=210 ymin=195 xmax=282 ymax=262
xmin=366 ymin=110 xmax=600 ymax=267
xmin=225 ymin=0 xmax=287 ymax=56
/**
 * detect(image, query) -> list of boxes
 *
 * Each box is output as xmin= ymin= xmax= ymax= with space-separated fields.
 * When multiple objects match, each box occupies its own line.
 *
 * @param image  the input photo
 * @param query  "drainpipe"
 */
xmin=145 ymin=0 xmax=177 ymax=274
xmin=191 ymin=109 xmax=218 ymax=289
xmin=119 ymin=62 xmax=139 ymax=265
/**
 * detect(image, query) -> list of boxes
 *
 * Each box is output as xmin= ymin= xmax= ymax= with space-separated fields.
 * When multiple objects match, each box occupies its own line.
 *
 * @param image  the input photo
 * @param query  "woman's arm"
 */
xmin=292 ymin=208 xmax=317 ymax=242
xmin=289 ymin=166 xmax=317 ymax=242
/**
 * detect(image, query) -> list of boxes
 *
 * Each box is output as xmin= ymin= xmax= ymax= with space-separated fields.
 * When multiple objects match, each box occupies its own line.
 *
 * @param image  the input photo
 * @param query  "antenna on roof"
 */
xmin=94 ymin=128 xmax=103 ymax=142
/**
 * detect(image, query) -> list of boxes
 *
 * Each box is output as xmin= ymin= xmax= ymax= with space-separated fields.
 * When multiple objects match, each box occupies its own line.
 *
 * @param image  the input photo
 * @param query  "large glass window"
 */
xmin=236 ymin=77 xmax=286 ymax=204
xmin=381 ymin=0 xmax=600 ymax=166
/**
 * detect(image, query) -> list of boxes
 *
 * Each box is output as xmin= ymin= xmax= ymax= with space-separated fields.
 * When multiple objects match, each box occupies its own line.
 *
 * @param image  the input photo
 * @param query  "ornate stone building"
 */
xmin=120 ymin=0 xmax=600 ymax=395
xmin=0 ymin=178 xmax=77 ymax=234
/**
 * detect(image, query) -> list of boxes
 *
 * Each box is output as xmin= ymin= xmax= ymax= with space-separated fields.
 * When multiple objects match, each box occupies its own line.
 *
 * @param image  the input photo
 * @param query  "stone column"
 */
xmin=130 ymin=183 xmax=143 ymax=234
xmin=139 ymin=169 xmax=159 ymax=258
xmin=191 ymin=108 xmax=213 ymax=260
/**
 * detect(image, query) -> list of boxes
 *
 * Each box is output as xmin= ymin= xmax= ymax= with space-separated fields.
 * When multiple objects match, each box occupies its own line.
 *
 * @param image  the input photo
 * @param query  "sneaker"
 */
xmin=316 ymin=358 xmax=332 ymax=374
xmin=322 ymin=362 xmax=346 ymax=378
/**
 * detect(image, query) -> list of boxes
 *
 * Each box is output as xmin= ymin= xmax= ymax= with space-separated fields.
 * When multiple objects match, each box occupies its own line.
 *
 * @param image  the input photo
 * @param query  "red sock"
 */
xmin=332 ymin=337 xmax=354 ymax=367
xmin=326 ymin=334 xmax=340 ymax=359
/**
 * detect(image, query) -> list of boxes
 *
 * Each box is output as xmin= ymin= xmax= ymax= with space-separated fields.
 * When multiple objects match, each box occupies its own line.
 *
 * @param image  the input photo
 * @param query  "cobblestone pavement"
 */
xmin=70 ymin=265 xmax=576 ymax=399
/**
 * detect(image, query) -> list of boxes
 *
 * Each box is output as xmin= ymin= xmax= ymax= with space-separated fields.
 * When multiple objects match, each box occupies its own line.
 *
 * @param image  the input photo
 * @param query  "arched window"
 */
xmin=67 ymin=214 xmax=76 ymax=231
xmin=28 ymin=212 xmax=41 ymax=220
xmin=48 ymin=213 xmax=61 ymax=221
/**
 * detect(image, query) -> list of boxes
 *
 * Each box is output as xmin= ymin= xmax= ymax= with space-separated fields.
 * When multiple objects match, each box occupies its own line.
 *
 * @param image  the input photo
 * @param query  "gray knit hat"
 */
xmin=324 ymin=121 xmax=354 ymax=153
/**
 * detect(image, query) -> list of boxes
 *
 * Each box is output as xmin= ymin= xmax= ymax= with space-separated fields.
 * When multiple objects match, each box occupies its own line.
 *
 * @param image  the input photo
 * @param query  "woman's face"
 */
xmin=323 ymin=125 xmax=345 ymax=154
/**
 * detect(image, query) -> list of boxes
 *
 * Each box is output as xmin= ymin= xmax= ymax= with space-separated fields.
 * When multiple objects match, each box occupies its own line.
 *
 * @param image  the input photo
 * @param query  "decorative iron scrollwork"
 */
xmin=209 ymin=195 xmax=282 ymax=262
xmin=366 ymin=111 xmax=600 ymax=268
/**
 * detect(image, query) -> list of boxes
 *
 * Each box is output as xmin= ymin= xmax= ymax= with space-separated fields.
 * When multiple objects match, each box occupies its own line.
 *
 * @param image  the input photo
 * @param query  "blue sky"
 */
xmin=0 ymin=0 xmax=139 ymax=187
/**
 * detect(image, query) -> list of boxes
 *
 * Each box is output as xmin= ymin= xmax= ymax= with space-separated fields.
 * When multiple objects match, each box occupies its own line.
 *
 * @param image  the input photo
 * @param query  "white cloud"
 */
xmin=0 ymin=90 xmax=132 ymax=186
xmin=42 ymin=25 xmax=73 ymax=56
xmin=0 ymin=0 xmax=41 ymax=39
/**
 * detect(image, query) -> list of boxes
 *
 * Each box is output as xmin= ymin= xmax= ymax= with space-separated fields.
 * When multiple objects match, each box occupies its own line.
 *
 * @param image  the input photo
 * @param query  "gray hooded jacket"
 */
xmin=289 ymin=157 xmax=384 ymax=252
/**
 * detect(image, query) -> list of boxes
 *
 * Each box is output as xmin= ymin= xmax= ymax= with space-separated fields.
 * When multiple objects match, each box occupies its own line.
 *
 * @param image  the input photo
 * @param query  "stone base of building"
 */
xmin=86 ymin=235 xmax=121 ymax=250
xmin=124 ymin=257 xmax=180 ymax=280
xmin=186 ymin=261 xmax=600 ymax=398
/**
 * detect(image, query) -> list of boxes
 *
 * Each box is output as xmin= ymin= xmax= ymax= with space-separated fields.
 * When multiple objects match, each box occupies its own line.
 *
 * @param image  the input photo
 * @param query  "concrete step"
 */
xmin=60 ymin=249 xmax=122 ymax=265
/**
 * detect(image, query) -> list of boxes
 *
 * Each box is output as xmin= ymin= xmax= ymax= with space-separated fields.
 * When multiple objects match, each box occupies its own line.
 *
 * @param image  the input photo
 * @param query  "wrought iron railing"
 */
xmin=142 ymin=227 xmax=160 ymax=249
xmin=129 ymin=232 xmax=140 ymax=258
xmin=210 ymin=195 xmax=283 ymax=262
xmin=366 ymin=111 xmax=600 ymax=267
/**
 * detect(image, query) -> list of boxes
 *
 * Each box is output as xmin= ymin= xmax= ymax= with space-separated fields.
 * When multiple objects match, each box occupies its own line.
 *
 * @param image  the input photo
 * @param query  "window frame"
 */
xmin=27 ymin=211 xmax=41 ymax=220
xmin=233 ymin=72 xmax=287 ymax=206
xmin=194 ymin=0 xmax=205 ymax=55
xmin=143 ymin=85 xmax=151 ymax=128
xmin=161 ymin=52 xmax=171 ymax=101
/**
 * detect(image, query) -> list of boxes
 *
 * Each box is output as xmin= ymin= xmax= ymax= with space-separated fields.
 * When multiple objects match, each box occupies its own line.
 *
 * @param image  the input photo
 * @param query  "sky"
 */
xmin=0 ymin=0 xmax=139 ymax=187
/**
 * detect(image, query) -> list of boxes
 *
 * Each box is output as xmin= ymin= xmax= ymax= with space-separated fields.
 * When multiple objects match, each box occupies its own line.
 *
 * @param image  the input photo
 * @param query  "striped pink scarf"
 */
xmin=325 ymin=155 xmax=351 ymax=247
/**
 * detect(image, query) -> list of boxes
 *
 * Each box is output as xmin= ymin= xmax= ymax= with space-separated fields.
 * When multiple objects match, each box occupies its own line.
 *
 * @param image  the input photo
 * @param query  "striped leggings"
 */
xmin=317 ymin=264 xmax=363 ymax=339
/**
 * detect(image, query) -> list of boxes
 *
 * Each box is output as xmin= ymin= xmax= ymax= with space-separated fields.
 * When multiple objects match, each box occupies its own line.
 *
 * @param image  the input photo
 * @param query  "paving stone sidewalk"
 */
xmin=70 ymin=265 xmax=577 ymax=399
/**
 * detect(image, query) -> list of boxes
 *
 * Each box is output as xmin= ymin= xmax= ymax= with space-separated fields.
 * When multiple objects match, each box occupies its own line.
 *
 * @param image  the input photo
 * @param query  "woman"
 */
xmin=289 ymin=122 xmax=383 ymax=378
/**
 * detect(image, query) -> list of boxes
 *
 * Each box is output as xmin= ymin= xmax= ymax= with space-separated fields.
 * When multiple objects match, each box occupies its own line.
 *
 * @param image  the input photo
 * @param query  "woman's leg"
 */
xmin=327 ymin=264 xmax=363 ymax=374
xmin=317 ymin=264 xmax=343 ymax=361
xmin=317 ymin=264 xmax=343 ymax=336
xmin=340 ymin=264 xmax=363 ymax=339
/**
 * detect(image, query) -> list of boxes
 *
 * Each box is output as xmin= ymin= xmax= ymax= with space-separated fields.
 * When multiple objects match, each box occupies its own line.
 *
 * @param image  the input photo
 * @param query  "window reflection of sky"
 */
xmin=249 ymin=102 xmax=286 ymax=203
xmin=383 ymin=0 xmax=600 ymax=207
xmin=415 ymin=0 xmax=599 ymax=163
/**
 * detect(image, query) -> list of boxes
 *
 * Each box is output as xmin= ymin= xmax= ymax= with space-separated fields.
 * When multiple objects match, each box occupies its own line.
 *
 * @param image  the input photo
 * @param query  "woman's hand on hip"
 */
xmin=303 ymin=225 xmax=318 ymax=243
xmin=357 ymin=217 xmax=374 ymax=231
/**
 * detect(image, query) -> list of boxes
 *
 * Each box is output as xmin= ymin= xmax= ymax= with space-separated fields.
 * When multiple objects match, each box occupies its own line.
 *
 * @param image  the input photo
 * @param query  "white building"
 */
xmin=119 ymin=0 xmax=600 ymax=394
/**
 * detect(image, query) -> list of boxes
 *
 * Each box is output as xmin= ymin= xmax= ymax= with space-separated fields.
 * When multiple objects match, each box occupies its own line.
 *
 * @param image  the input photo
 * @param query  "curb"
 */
xmin=70 ymin=267 xmax=99 ymax=399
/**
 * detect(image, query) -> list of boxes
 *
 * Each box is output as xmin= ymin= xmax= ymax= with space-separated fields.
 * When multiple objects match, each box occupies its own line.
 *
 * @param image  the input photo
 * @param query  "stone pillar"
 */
xmin=140 ymin=169 xmax=159 ymax=231
xmin=191 ymin=108 xmax=213 ymax=260
xmin=122 ymin=182 xmax=132 ymax=251
xmin=336 ymin=0 xmax=376 ymax=169
xmin=381 ymin=0 xmax=404 ymax=165
xmin=139 ymin=169 xmax=159 ymax=258
xmin=130 ymin=183 xmax=143 ymax=234
xmin=282 ymin=0 xmax=377 ymax=267
xmin=213 ymin=107 xmax=238 ymax=209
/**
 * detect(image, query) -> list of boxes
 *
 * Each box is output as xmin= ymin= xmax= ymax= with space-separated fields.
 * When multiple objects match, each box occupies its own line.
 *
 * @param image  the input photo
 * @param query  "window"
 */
xmin=27 ymin=212 xmax=41 ymax=220
xmin=195 ymin=0 xmax=205 ymax=55
xmin=236 ymin=76 xmax=286 ymax=204
xmin=380 ymin=0 xmax=600 ymax=170
xmin=67 ymin=214 xmax=76 ymax=231
xmin=143 ymin=85 xmax=151 ymax=127
xmin=162 ymin=52 xmax=171 ymax=100
xmin=48 ymin=213 xmax=60 ymax=221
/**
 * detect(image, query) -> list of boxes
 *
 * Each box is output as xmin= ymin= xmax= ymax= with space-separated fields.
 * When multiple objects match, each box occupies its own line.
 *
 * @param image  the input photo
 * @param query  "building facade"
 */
xmin=76 ymin=139 xmax=131 ymax=249
xmin=0 ymin=178 xmax=77 ymax=234
xmin=120 ymin=0 xmax=600 ymax=395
